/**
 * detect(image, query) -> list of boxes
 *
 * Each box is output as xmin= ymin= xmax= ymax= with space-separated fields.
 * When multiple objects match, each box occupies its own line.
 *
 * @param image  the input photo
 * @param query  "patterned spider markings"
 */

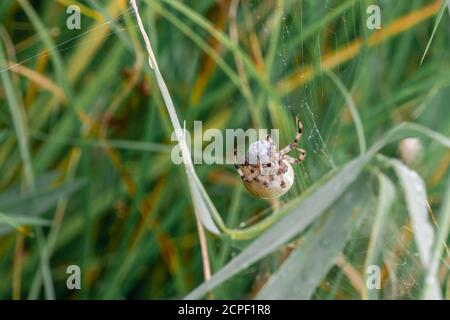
xmin=234 ymin=115 xmax=306 ymax=199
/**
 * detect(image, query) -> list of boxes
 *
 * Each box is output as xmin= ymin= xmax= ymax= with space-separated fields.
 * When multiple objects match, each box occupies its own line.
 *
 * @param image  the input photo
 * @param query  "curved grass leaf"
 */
xmin=390 ymin=159 xmax=440 ymax=299
xmin=131 ymin=0 xmax=221 ymax=234
xmin=0 ymin=180 xmax=84 ymax=217
xmin=0 ymin=212 xmax=50 ymax=236
xmin=257 ymin=175 xmax=375 ymax=299
xmin=0 ymin=180 xmax=84 ymax=236
xmin=324 ymin=69 xmax=366 ymax=155
xmin=221 ymin=122 xmax=450 ymax=240
xmin=420 ymin=0 xmax=449 ymax=64
xmin=0 ymin=172 xmax=59 ymax=205
xmin=379 ymin=122 xmax=450 ymax=149
xmin=391 ymin=159 xmax=434 ymax=267
xmin=186 ymin=154 xmax=372 ymax=299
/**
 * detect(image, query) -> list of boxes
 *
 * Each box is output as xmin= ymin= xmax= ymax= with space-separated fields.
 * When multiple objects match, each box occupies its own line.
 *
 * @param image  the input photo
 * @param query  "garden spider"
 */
xmin=234 ymin=115 xmax=306 ymax=199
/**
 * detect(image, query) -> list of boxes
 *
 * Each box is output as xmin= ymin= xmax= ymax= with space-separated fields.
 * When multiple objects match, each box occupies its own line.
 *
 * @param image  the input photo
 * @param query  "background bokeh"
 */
xmin=0 ymin=0 xmax=449 ymax=299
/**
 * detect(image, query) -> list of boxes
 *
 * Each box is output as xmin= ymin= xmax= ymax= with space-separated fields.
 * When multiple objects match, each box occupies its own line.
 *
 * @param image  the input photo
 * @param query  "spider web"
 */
xmin=233 ymin=0 xmax=429 ymax=300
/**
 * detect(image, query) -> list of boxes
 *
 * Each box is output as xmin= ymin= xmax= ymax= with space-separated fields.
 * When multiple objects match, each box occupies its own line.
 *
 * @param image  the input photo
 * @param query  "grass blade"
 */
xmin=391 ymin=159 xmax=434 ymax=268
xmin=324 ymin=69 xmax=366 ymax=155
xmin=0 ymin=213 xmax=51 ymax=236
xmin=420 ymin=0 xmax=449 ymax=64
xmin=35 ymin=228 xmax=55 ymax=300
xmin=363 ymin=172 xmax=396 ymax=300
xmin=129 ymin=1 xmax=220 ymax=234
xmin=0 ymin=37 xmax=35 ymax=190
xmin=257 ymin=175 xmax=375 ymax=299
xmin=0 ymin=180 xmax=84 ymax=216
xmin=390 ymin=159 xmax=440 ymax=299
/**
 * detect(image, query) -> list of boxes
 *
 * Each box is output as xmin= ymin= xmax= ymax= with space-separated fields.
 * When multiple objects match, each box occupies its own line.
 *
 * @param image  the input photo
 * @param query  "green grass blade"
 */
xmin=325 ymin=69 xmax=366 ymax=155
xmin=0 ymin=180 xmax=84 ymax=216
xmin=0 ymin=213 xmax=51 ymax=236
xmin=0 ymin=39 xmax=35 ymax=190
xmin=420 ymin=0 xmax=449 ymax=64
xmin=363 ymin=171 xmax=396 ymax=300
xmin=257 ymin=175 xmax=375 ymax=299
xmin=35 ymin=228 xmax=55 ymax=300
xmin=131 ymin=0 xmax=221 ymax=234
xmin=390 ymin=159 xmax=440 ymax=299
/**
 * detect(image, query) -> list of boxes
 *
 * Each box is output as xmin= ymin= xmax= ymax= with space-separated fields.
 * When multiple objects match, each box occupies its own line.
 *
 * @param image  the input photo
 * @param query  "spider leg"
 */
xmin=284 ymin=155 xmax=295 ymax=164
xmin=284 ymin=148 xmax=307 ymax=164
xmin=280 ymin=114 xmax=304 ymax=155
xmin=266 ymin=134 xmax=279 ymax=158
xmin=277 ymin=172 xmax=287 ymax=189
xmin=234 ymin=148 xmax=260 ymax=182
xmin=284 ymin=155 xmax=302 ymax=164
xmin=275 ymin=160 xmax=287 ymax=188
xmin=256 ymin=161 xmax=265 ymax=179
xmin=297 ymin=148 xmax=307 ymax=162
xmin=234 ymin=148 xmax=246 ymax=180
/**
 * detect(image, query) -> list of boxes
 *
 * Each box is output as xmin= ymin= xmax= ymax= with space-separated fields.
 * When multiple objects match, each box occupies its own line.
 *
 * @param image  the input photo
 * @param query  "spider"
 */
xmin=234 ymin=115 xmax=306 ymax=199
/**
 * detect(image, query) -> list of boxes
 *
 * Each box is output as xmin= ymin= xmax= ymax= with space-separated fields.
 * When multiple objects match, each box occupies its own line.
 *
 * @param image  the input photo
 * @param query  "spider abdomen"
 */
xmin=242 ymin=160 xmax=294 ymax=199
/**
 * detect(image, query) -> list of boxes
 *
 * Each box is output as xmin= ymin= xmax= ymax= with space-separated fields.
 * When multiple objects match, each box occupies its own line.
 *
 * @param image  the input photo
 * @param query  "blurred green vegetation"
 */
xmin=0 ymin=0 xmax=449 ymax=299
